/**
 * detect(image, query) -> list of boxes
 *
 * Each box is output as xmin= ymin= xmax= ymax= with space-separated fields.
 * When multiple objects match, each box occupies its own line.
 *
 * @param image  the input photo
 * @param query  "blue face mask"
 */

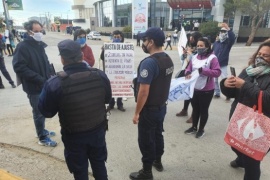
xmin=76 ymin=37 xmax=86 ymax=45
xmin=113 ymin=38 xmax=121 ymax=43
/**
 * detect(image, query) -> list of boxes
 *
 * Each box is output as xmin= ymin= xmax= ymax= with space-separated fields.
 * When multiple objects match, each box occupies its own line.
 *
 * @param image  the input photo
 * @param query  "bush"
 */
xmin=199 ymin=21 xmax=220 ymax=43
xmin=122 ymin=26 xmax=132 ymax=33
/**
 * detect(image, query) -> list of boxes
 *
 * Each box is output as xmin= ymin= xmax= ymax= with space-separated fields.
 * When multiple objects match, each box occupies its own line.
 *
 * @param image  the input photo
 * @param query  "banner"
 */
xmin=168 ymin=70 xmax=199 ymax=102
xmin=132 ymin=0 xmax=148 ymax=35
xmin=177 ymin=27 xmax=188 ymax=58
xmin=7 ymin=0 xmax=23 ymax=10
xmin=104 ymin=43 xmax=135 ymax=97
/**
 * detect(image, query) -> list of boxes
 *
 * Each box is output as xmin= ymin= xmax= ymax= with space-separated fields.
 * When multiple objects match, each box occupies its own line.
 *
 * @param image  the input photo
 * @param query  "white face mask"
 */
xmin=30 ymin=32 xmax=43 ymax=42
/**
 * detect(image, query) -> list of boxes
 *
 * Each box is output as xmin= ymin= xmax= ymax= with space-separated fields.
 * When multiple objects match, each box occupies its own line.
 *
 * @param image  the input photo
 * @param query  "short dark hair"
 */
xmin=74 ymin=29 xmax=87 ymax=41
xmin=113 ymin=30 xmax=124 ymax=42
xmin=24 ymin=20 xmax=43 ymax=32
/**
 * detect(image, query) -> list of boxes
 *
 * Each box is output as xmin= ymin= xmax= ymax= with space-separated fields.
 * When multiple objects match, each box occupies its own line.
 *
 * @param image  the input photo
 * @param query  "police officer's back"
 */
xmin=38 ymin=39 xmax=112 ymax=180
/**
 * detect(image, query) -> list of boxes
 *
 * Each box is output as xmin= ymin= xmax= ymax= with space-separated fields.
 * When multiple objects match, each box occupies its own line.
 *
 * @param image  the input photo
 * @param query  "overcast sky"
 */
xmin=0 ymin=0 xmax=74 ymax=26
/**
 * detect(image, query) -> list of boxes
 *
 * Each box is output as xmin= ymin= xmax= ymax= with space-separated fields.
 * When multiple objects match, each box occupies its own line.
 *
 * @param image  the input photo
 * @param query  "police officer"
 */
xmin=129 ymin=27 xmax=174 ymax=180
xmin=38 ymin=39 xmax=112 ymax=180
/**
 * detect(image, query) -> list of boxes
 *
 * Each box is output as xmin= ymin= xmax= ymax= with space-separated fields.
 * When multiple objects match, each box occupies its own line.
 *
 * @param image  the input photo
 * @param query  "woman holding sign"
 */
xmin=184 ymin=37 xmax=221 ymax=138
xmin=220 ymin=39 xmax=270 ymax=180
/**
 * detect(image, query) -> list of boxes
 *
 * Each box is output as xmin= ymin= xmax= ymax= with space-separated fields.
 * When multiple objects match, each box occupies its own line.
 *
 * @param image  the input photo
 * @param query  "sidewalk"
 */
xmin=0 ymin=169 xmax=24 ymax=180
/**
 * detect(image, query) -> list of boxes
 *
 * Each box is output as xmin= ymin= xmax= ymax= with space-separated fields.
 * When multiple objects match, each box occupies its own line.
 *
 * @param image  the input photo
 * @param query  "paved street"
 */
xmin=0 ymin=32 xmax=269 ymax=180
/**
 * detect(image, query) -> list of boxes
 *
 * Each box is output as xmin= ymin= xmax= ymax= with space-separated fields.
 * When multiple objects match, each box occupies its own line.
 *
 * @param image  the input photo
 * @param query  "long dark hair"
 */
xmin=248 ymin=40 xmax=270 ymax=65
xmin=197 ymin=37 xmax=213 ymax=56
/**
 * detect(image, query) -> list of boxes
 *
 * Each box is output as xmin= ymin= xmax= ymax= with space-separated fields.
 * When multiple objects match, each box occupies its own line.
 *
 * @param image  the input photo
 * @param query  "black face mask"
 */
xmin=142 ymin=42 xmax=150 ymax=54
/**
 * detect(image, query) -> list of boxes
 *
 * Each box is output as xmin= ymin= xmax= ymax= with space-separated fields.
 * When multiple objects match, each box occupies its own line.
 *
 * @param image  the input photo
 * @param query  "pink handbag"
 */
xmin=224 ymin=91 xmax=270 ymax=161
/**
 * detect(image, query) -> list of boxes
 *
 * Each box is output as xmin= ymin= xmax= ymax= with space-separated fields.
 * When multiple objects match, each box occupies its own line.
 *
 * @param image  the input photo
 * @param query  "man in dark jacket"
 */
xmin=12 ymin=20 xmax=57 ymax=147
xmin=38 ymin=39 xmax=112 ymax=180
xmin=213 ymin=23 xmax=235 ymax=100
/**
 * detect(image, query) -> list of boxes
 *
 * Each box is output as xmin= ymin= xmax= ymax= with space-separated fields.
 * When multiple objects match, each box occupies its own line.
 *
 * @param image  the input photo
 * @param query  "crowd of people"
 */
xmin=0 ymin=19 xmax=269 ymax=180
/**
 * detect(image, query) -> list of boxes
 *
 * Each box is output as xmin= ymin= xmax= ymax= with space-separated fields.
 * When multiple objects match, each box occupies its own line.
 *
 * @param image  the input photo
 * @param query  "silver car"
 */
xmin=87 ymin=31 xmax=101 ymax=40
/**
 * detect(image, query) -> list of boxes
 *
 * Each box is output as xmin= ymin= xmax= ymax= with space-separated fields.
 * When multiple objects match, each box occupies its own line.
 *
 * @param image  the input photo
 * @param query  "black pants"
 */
xmin=109 ymin=97 xmax=123 ymax=108
xmin=232 ymin=147 xmax=261 ymax=180
xmin=6 ymin=44 xmax=13 ymax=55
xmin=183 ymin=100 xmax=190 ymax=111
xmin=165 ymin=41 xmax=172 ymax=50
xmin=191 ymin=90 xmax=214 ymax=131
xmin=138 ymin=105 xmax=166 ymax=166
xmin=0 ymin=57 xmax=14 ymax=84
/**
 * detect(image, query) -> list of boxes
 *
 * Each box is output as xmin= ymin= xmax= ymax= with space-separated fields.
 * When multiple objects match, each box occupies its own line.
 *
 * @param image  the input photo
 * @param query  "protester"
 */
xmin=100 ymin=30 xmax=126 ymax=112
xmin=172 ymin=31 xmax=178 ymax=45
xmin=5 ymin=29 xmax=14 ymax=56
xmin=164 ymin=33 xmax=172 ymax=50
xmin=38 ymin=39 xmax=112 ymax=180
xmin=12 ymin=20 xmax=57 ymax=147
xmin=136 ymin=31 xmax=141 ymax=47
xmin=213 ymin=23 xmax=235 ymax=101
xmin=176 ymin=32 xmax=202 ymax=124
xmin=184 ymin=37 xmax=221 ymax=138
xmin=193 ymin=20 xmax=200 ymax=31
xmin=0 ymin=39 xmax=16 ymax=89
xmin=129 ymin=27 xmax=174 ymax=180
xmin=74 ymin=29 xmax=95 ymax=67
xmin=220 ymin=40 xmax=270 ymax=180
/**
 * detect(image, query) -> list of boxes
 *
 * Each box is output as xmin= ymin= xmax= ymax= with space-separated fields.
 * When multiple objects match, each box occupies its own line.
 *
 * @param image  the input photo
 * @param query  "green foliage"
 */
xmin=232 ymin=0 xmax=270 ymax=16
xmin=223 ymin=0 xmax=236 ymax=18
xmin=122 ymin=26 xmax=132 ymax=33
xmin=199 ymin=21 xmax=220 ymax=42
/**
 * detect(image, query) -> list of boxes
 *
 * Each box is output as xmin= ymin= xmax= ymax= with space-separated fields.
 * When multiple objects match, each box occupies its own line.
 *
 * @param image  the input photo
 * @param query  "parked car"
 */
xmin=87 ymin=31 xmax=101 ymax=40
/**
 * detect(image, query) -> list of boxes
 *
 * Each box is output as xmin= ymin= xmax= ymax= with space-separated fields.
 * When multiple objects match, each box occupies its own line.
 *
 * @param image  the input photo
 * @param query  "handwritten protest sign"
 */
xmin=104 ymin=43 xmax=135 ymax=97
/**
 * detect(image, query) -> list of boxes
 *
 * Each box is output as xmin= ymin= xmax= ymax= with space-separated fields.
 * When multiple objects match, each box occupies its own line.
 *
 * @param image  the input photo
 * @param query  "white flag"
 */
xmin=177 ymin=27 xmax=188 ymax=58
xmin=168 ymin=70 xmax=199 ymax=102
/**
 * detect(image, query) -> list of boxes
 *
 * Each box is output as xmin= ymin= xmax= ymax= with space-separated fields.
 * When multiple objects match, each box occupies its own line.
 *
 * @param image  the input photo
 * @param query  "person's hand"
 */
xmin=185 ymin=74 xmax=191 ymax=80
xmin=133 ymin=114 xmax=139 ymax=124
xmin=186 ymin=47 xmax=192 ymax=55
xmin=224 ymin=76 xmax=245 ymax=88
xmin=224 ymin=76 xmax=235 ymax=88
xmin=221 ymin=23 xmax=230 ymax=30
xmin=234 ymin=77 xmax=245 ymax=88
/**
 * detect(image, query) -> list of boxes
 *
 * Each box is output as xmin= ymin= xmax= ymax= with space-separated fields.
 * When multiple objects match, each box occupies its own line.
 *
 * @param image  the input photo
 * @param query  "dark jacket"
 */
xmin=38 ymin=63 xmax=112 ymax=140
xmin=12 ymin=36 xmax=52 ymax=94
xmin=220 ymin=69 xmax=270 ymax=119
xmin=213 ymin=30 xmax=235 ymax=67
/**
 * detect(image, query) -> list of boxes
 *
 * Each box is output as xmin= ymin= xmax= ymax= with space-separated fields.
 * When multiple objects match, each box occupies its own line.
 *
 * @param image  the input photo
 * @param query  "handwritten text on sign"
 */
xmin=104 ymin=43 xmax=135 ymax=97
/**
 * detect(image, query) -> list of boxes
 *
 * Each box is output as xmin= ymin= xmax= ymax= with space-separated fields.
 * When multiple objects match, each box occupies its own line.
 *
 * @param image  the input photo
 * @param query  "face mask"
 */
xmin=113 ymin=38 xmax=121 ymax=43
xmin=76 ymin=37 xmax=86 ymax=46
xmin=197 ymin=48 xmax=207 ymax=55
xmin=219 ymin=32 xmax=228 ymax=42
xmin=142 ymin=43 xmax=150 ymax=54
xmin=31 ymin=32 xmax=43 ymax=42
xmin=255 ymin=57 xmax=268 ymax=66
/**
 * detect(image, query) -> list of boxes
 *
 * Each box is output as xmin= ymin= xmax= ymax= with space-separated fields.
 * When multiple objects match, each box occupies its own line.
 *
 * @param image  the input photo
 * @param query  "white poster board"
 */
xmin=104 ymin=43 xmax=135 ymax=97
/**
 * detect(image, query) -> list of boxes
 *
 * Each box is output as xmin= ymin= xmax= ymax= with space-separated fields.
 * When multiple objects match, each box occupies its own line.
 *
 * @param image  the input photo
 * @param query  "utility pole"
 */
xmin=2 ymin=0 xmax=10 ymax=29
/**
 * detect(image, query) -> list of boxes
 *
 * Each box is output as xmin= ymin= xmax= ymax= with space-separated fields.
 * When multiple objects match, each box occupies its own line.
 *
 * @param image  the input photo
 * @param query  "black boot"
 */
xmin=153 ymin=159 xmax=163 ymax=172
xmin=129 ymin=164 xmax=153 ymax=180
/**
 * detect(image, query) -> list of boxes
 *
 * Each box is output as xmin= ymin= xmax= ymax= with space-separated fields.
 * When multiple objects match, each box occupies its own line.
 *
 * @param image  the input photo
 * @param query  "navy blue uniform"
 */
xmin=38 ymin=63 xmax=112 ymax=180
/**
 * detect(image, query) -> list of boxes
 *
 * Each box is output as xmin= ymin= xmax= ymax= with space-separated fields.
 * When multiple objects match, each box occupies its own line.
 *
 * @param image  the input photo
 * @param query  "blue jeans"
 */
xmin=0 ymin=57 xmax=14 ymax=84
xmin=138 ymin=105 xmax=166 ymax=165
xmin=27 ymin=94 xmax=47 ymax=140
xmin=214 ymin=66 xmax=228 ymax=96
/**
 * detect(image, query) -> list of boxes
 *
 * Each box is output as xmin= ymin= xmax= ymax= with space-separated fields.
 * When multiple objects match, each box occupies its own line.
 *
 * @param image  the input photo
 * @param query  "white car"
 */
xmin=87 ymin=31 xmax=101 ymax=40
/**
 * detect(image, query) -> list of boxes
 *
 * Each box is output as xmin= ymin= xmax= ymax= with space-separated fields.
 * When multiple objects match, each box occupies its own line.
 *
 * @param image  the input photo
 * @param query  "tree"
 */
xmin=199 ymin=21 xmax=220 ymax=43
xmin=224 ymin=0 xmax=270 ymax=46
